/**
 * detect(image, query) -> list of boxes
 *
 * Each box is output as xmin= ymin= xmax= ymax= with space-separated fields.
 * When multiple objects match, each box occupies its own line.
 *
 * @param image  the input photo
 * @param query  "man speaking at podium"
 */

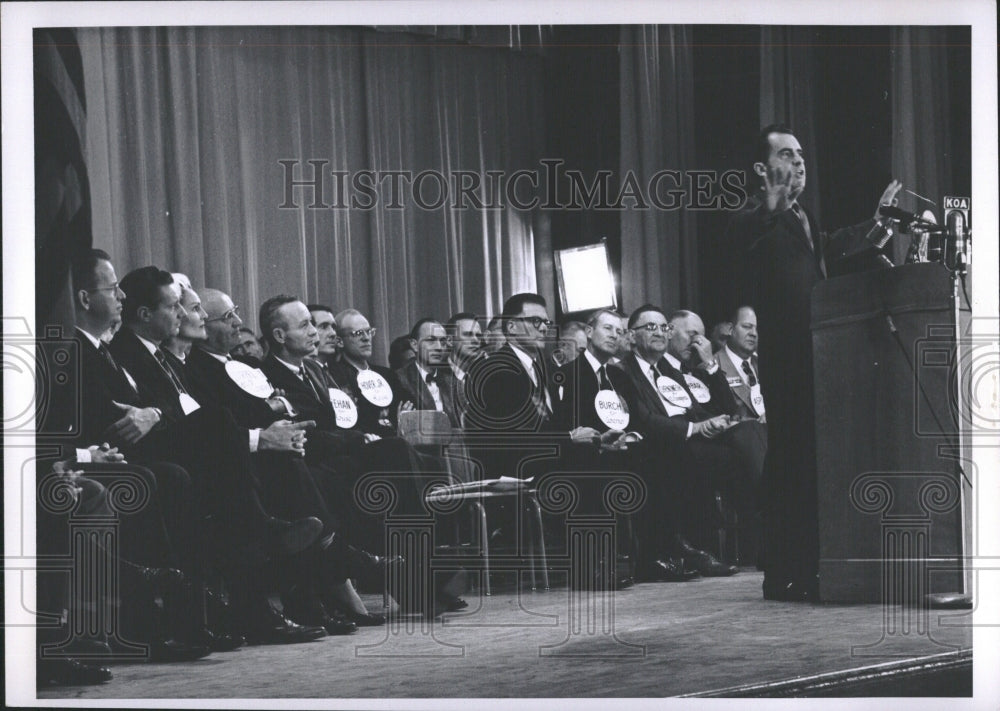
xmin=726 ymin=124 xmax=902 ymax=601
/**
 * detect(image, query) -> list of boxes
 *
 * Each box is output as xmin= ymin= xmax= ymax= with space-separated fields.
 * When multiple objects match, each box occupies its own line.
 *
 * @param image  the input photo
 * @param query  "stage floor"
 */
xmin=38 ymin=570 xmax=972 ymax=699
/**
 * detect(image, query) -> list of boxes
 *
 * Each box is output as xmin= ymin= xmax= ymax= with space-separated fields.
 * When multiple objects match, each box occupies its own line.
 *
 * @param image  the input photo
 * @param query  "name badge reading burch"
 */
xmin=178 ymin=393 xmax=201 ymax=415
xmin=328 ymin=388 xmax=359 ymax=428
xmin=656 ymin=376 xmax=692 ymax=408
xmin=357 ymin=370 xmax=393 ymax=407
xmin=225 ymin=359 xmax=274 ymax=398
xmin=683 ymin=374 xmax=711 ymax=403
xmin=594 ymin=390 xmax=630 ymax=430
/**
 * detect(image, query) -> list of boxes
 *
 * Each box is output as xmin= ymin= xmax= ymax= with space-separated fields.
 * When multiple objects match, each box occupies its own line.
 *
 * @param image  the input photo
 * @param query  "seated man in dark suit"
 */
xmin=464 ymin=293 xmax=556 ymax=480
xmin=183 ymin=288 xmax=381 ymax=629
xmin=396 ymin=318 xmax=461 ymax=429
xmin=258 ymin=296 xmax=462 ymax=616
xmin=307 ymin=303 xmax=341 ymax=372
xmin=620 ymin=305 xmax=758 ymax=573
xmin=107 ymin=265 xmax=329 ymax=644
xmin=444 ymin=312 xmax=486 ymax=423
xmin=717 ymin=306 xmax=767 ymax=426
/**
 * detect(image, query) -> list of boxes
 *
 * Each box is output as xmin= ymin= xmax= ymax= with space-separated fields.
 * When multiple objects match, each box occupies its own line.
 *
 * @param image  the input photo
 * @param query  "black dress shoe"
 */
xmin=243 ymin=603 xmax=328 ymax=645
xmin=672 ymin=539 xmax=738 ymax=577
xmin=191 ymin=627 xmax=245 ymax=652
xmin=38 ymin=658 xmax=113 ymax=686
xmin=266 ymin=517 xmax=324 ymax=557
xmin=641 ymin=557 xmax=701 ymax=583
xmin=346 ymin=545 xmax=406 ymax=575
xmin=147 ymin=638 xmax=212 ymax=663
xmin=322 ymin=596 xmax=388 ymax=626
xmin=281 ymin=587 xmax=356 ymax=636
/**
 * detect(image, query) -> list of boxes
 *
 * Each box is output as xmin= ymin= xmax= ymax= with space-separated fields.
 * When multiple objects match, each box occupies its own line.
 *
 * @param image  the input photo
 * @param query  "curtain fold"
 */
xmin=619 ymin=25 xmax=698 ymax=314
xmin=758 ymin=26 xmax=823 ymax=225
xmin=889 ymin=27 xmax=954 ymax=265
xmin=81 ymin=26 xmax=543 ymax=361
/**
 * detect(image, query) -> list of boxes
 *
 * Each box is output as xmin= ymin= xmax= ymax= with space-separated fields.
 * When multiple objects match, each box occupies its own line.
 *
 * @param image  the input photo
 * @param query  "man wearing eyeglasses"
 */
xmin=619 ymin=305 xmax=748 ymax=576
xmin=465 ymin=293 xmax=557 ymax=480
xmin=330 ymin=308 xmax=415 ymax=438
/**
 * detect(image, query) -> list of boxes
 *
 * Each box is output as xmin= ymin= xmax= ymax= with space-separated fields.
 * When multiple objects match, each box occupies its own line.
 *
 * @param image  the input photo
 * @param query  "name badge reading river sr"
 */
xmin=357 ymin=370 xmax=393 ymax=407
xmin=225 ymin=359 xmax=274 ymax=399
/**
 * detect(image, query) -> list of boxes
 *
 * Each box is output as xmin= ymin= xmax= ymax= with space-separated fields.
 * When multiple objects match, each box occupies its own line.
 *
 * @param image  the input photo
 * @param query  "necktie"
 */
xmin=741 ymin=359 xmax=757 ymax=387
xmin=598 ymin=364 xmax=613 ymax=390
xmin=98 ymin=342 xmax=119 ymax=372
xmin=425 ymin=370 xmax=438 ymax=385
xmin=791 ymin=203 xmax=814 ymax=251
xmin=154 ymin=348 xmax=187 ymax=394
xmin=299 ymin=365 xmax=324 ymax=402
xmin=530 ymin=358 xmax=551 ymax=419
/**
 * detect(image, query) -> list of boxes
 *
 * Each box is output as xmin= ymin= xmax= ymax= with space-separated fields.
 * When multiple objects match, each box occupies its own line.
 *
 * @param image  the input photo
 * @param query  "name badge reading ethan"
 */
xmin=594 ymin=390 xmax=629 ymax=430
xmin=656 ymin=376 xmax=692 ymax=409
xmin=225 ymin=360 xmax=274 ymax=399
xmin=178 ymin=393 xmax=201 ymax=415
xmin=328 ymin=388 xmax=359 ymax=428
xmin=357 ymin=370 xmax=393 ymax=407
xmin=683 ymin=374 xmax=711 ymax=403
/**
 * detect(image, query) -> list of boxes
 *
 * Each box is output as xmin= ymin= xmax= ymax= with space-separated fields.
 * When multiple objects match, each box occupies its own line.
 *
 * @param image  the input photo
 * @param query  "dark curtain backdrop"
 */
xmin=619 ymin=25 xmax=698 ymax=314
xmin=758 ymin=26 xmax=823 ymax=225
xmin=890 ymin=27 xmax=961 ymax=265
xmin=80 ymin=26 xmax=544 ymax=358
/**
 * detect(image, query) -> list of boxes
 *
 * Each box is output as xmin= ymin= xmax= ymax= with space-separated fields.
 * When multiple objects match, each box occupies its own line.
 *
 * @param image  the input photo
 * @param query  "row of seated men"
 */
xmin=38 ymin=248 xmax=765 ymax=686
xmin=232 ymin=289 xmax=767 ymax=589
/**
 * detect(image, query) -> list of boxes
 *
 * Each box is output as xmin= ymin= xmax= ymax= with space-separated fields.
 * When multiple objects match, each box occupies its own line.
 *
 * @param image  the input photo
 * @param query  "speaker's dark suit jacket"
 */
xmin=395 ymin=360 xmax=461 ymax=429
xmin=726 ymin=198 xmax=874 ymax=582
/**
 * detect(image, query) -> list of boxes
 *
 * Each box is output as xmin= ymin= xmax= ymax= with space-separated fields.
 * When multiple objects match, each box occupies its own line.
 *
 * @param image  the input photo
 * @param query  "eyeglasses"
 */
xmin=206 ymin=306 xmax=241 ymax=323
xmin=345 ymin=327 xmax=376 ymax=339
xmin=633 ymin=323 xmax=671 ymax=333
xmin=519 ymin=316 xmax=553 ymax=329
xmin=86 ymin=282 xmax=122 ymax=294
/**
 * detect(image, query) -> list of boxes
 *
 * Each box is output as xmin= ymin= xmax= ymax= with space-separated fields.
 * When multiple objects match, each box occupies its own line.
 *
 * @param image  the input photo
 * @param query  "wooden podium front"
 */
xmin=811 ymin=263 xmax=965 ymax=603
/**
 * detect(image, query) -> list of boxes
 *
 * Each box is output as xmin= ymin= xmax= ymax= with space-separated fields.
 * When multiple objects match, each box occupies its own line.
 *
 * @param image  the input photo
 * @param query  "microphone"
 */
xmin=878 ymin=205 xmax=947 ymax=233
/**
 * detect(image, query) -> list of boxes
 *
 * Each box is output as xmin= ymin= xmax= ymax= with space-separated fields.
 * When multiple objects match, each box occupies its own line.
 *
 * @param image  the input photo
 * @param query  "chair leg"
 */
xmin=529 ymin=496 xmax=549 ymax=590
xmin=474 ymin=502 xmax=491 ymax=596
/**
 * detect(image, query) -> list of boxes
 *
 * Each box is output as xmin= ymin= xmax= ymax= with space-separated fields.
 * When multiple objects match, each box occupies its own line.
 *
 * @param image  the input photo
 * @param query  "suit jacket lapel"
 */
xmin=626 ymin=353 xmax=668 ymax=416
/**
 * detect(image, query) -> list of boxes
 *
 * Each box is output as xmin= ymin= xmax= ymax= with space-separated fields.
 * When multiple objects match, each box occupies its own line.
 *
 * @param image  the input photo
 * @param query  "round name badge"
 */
xmin=683 ymin=373 xmax=711 ymax=403
xmin=594 ymin=390 xmax=630 ymax=430
xmin=225 ymin=359 xmax=274 ymax=398
xmin=356 ymin=369 xmax=393 ymax=407
xmin=656 ymin=376 xmax=692 ymax=408
xmin=328 ymin=388 xmax=359 ymax=428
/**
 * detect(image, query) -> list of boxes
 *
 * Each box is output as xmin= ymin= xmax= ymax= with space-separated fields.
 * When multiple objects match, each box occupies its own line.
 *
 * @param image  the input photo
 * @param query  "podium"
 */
xmin=811 ymin=263 xmax=966 ymax=603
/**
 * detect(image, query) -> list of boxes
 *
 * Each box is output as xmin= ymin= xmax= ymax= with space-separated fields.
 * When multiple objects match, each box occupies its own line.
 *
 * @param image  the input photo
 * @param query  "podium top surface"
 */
xmin=811 ymin=263 xmax=954 ymax=330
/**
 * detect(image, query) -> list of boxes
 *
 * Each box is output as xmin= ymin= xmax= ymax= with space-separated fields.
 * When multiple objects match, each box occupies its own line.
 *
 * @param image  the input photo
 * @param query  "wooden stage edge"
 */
xmin=37 ymin=570 xmax=974 ymax=700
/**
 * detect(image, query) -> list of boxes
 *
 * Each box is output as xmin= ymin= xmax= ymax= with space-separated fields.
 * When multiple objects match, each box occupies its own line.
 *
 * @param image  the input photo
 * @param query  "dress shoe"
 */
xmin=281 ymin=586 xmax=356 ymax=636
xmin=62 ymin=637 xmax=113 ymax=658
xmin=640 ymin=557 xmax=701 ymax=583
xmin=345 ymin=545 xmax=405 ymax=575
xmin=322 ymin=596 xmax=388 ymax=626
xmin=147 ymin=638 xmax=212 ymax=663
xmin=243 ymin=604 xmax=328 ymax=645
xmin=266 ymin=516 xmax=324 ymax=557
xmin=673 ymin=538 xmax=738 ymax=577
xmin=763 ymin=577 xmax=818 ymax=602
xmin=37 ymin=658 xmax=112 ymax=686
xmin=191 ymin=627 xmax=245 ymax=652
